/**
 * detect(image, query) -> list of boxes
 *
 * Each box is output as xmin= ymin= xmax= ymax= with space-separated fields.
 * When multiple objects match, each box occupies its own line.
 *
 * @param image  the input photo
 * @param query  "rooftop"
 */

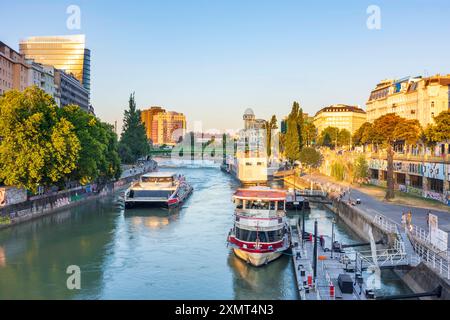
xmin=233 ymin=188 xmax=286 ymax=201
xmin=142 ymin=172 xmax=176 ymax=178
xmin=315 ymin=104 xmax=366 ymax=116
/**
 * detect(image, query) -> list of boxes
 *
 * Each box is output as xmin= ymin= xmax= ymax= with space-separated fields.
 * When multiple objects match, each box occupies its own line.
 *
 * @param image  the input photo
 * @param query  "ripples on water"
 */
xmin=0 ymin=167 xmax=411 ymax=299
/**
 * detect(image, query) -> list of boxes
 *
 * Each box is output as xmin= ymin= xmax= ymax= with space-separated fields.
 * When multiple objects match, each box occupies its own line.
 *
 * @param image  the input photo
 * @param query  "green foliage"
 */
xmin=298 ymin=147 xmax=323 ymax=169
xmin=352 ymin=122 xmax=375 ymax=146
xmin=424 ymin=111 xmax=450 ymax=143
xmin=0 ymin=87 xmax=121 ymax=193
xmin=0 ymin=215 xmax=11 ymax=225
xmin=353 ymin=155 xmax=369 ymax=183
xmin=330 ymin=161 xmax=345 ymax=181
xmin=318 ymin=127 xmax=352 ymax=147
xmin=318 ymin=126 xmax=339 ymax=147
xmin=119 ymin=92 xmax=150 ymax=164
xmin=285 ymin=102 xmax=303 ymax=162
xmin=58 ymin=105 xmax=121 ymax=184
xmin=265 ymin=115 xmax=278 ymax=157
xmin=302 ymin=121 xmax=317 ymax=147
xmin=0 ymin=87 xmax=80 ymax=192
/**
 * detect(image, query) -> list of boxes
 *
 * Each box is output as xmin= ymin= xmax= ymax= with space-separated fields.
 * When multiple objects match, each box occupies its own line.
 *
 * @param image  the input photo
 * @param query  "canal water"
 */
xmin=0 ymin=167 xmax=412 ymax=299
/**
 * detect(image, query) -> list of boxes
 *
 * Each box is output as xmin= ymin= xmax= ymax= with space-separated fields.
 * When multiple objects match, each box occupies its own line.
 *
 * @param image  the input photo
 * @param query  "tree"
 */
xmin=302 ymin=121 xmax=317 ymax=147
xmin=299 ymin=147 xmax=323 ymax=174
xmin=318 ymin=126 xmax=339 ymax=148
xmin=353 ymin=122 xmax=375 ymax=148
xmin=424 ymin=111 xmax=450 ymax=143
xmin=372 ymin=113 xmax=421 ymax=199
xmin=0 ymin=87 xmax=80 ymax=193
xmin=353 ymin=155 xmax=369 ymax=184
xmin=118 ymin=92 xmax=150 ymax=164
xmin=265 ymin=115 xmax=278 ymax=157
xmin=337 ymin=129 xmax=351 ymax=147
xmin=285 ymin=102 xmax=302 ymax=163
xmin=59 ymin=105 xmax=122 ymax=185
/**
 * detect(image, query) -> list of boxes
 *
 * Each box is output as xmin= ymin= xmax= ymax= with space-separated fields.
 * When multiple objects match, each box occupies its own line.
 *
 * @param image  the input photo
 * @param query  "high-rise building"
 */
xmin=19 ymin=35 xmax=91 ymax=93
xmin=54 ymin=69 xmax=89 ymax=112
xmin=366 ymin=75 xmax=450 ymax=127
xmin=141 ymin=106 xmax=186 ymax=145
xmin=314 ymin=104 xmax=367 ymax=134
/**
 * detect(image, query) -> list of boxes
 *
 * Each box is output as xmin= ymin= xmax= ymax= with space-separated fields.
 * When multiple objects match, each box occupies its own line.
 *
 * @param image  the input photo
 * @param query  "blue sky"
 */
xmin=1 ymin=0 xmax=450 ymax=132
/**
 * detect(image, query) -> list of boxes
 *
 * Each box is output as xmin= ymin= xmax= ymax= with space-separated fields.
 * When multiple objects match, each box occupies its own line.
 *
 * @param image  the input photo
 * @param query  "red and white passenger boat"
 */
xmin=227 ymin=187 xmax=290 ymax=267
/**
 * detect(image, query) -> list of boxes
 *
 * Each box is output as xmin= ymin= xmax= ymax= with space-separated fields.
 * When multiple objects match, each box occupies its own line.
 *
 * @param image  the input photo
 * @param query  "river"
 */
xmin=0 ymin=166 xmax=412 ymax=299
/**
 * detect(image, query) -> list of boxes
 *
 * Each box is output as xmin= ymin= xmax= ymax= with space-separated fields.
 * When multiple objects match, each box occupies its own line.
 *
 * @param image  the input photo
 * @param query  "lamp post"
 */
xmin=331 ymin=218 xmax=336 ymax=259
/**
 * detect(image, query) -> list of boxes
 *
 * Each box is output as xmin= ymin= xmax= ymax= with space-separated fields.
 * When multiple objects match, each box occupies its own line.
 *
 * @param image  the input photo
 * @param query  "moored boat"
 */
xmin=124 ymin=172 xmax=192 ymax=208
xmin=227 ymin=187 xmax=290 ymax=267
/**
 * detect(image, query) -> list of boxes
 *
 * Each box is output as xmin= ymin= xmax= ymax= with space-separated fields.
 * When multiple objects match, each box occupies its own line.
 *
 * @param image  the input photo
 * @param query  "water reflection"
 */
xmin=124 ymin=207 xmax=181 ymax=230
xmin=228 ymin=251 xmax=296 ymax=300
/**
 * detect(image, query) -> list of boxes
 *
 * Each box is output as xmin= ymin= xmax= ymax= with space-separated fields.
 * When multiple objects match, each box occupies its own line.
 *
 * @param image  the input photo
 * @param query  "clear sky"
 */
xmin=1 ymin=0 xmax=450 ymax=132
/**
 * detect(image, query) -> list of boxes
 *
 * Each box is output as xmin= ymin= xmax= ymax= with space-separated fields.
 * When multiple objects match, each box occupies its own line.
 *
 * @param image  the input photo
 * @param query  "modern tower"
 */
xmin=19 ymin=35 xmax=91 ymax=93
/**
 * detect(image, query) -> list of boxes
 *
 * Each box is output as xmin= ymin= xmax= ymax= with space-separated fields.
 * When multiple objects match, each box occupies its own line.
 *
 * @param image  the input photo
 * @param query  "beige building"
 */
xmin=141 ymin=106 xmax=186 ymax=146
xmin=366 ymin=75 xmax=450 ymax=127
xmin=314 ymin=104 xmax=367 ymax=134
xmin=0 ymin=41 xmax=29 ymax=95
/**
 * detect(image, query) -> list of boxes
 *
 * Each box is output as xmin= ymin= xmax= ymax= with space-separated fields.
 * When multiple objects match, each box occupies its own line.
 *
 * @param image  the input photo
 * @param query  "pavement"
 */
xmin=302 ymin=174 xmax=450 ymax=249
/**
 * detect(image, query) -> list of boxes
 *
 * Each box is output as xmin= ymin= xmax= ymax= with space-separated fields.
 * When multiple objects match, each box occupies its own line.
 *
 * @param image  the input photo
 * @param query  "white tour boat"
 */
xmin=124 ymin=172 xmax=192 ymax=208
xmin=227 ymin=187 xmax=290 ymax=267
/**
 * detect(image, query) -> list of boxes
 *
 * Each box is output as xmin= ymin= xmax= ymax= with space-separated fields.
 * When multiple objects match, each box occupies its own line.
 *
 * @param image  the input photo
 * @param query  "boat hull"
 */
xmin=233 ymin=248 xmax=283 ymax=267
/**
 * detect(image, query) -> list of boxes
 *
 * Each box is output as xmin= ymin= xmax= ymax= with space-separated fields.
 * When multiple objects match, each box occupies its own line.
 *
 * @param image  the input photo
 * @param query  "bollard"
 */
xmin=309 ymin=234 xmax=313 ymax=242
xmin=330 ymin=284 xmax=335 ymax=299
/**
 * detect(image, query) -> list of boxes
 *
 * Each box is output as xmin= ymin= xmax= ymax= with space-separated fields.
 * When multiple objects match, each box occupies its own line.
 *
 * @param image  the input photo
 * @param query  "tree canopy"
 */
xmin=0 ymin=87 xmax=121 ymax=193
xmin=284 ymin=101 xmax=303 ymax=162
xmin=372 ymin=113 xmax=421 ymax=199
xmin=299 ymin=147 xmax=323 ymax=170
xmin=424 ymin=110 xmax=450 ymax=143
xmin=0 ymin=87 xmax=80 ymax=192
xmin=119 ymin=93 xmax=150 ymax=164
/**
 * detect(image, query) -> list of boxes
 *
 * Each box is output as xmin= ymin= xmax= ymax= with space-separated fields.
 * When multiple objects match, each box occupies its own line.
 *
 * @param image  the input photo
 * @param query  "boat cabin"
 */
xmin=233 ymin=188 xmax=286 ymax=216
xmin=140 ymin=172 xmax=178 ymax=187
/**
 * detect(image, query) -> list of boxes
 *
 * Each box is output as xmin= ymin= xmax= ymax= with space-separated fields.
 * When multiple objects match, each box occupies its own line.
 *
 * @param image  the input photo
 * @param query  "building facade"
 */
xmin=0 ymin=41 xmax=29 ymax=95
xmin=313 ymin=104 xmax=367 ymax=134
xmin=25 ymin=60 xmax=58 ymax=105
xmin=367 ymin=144 xmax=450 ymax=206
xmin=141 ymin=106 xmax=186 ymax=145
xmin=366 ymin=75 xmax=450 ymax=126
xmin=19 ymin=35 xmax=91 ymax=93
xmin=54 ymin=69 xmax=89 ymax=111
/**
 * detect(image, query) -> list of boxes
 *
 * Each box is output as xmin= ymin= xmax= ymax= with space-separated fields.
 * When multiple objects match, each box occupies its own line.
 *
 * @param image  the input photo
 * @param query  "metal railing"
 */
xmin=410 ymin=240 xmax=450 ymax=280
xmin=372 ymin=214 xmax=399 ymax=234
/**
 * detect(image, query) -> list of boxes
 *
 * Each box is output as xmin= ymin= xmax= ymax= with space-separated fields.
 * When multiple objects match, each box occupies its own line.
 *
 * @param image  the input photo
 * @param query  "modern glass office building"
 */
xmin=19 ymin=35 xmax=90 ymax=93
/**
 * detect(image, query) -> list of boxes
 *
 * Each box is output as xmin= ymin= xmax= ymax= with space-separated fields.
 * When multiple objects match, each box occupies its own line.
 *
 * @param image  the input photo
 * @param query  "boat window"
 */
xmin=142 ymin=177 xmax=173 ymax=183
xmin=270 ymin=201 xmax=276 ymax=210
xmin=245 ymin=200 xmax=270 ymax=210
xmin=132 ymin=190 xmax=172 ymax=198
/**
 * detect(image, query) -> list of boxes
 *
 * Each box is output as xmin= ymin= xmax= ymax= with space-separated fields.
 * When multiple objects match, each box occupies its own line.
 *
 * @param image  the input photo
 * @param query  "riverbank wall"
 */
xmin=0 ymin=161 xmax=157 ymax=230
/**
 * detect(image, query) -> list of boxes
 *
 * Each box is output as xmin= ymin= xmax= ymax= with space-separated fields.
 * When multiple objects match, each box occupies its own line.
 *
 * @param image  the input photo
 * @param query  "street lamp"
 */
xmin=331 ymin=218 xmax=336 ymax=259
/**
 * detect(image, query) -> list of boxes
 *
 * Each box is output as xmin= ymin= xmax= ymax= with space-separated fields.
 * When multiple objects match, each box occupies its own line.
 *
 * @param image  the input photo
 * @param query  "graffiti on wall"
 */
xmin=424 ymin=190 xmax=444 ymax=202
xmin=423 ymin=163 xmax=445 ymax=180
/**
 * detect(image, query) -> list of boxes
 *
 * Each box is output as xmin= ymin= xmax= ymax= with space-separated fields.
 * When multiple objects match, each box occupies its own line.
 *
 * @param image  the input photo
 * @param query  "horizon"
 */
xmin=1 ymin=0 xmax=450 ymax=133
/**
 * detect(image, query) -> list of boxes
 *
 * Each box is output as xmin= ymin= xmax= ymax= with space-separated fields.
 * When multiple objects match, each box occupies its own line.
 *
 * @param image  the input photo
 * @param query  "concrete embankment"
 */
xmin=401 ymin=263 xmax=450 ymax=300
xmin=0 ymin=162 xmax=156 ymax=230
